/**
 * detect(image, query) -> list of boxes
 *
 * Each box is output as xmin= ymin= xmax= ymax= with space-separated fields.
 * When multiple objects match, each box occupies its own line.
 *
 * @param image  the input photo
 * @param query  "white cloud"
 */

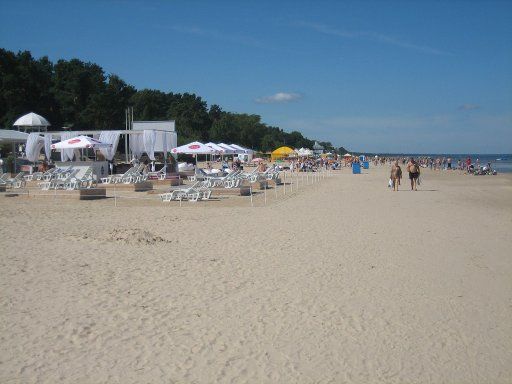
xmin=170 ymin=25 xmax=264 ymax=48
xmin=295 ymin=21 xmax=452 ymax=56
xmin=458 ymin=104 xmax=480 ymax=111
xmin=255 ymin=92 xmax=302 ymax=104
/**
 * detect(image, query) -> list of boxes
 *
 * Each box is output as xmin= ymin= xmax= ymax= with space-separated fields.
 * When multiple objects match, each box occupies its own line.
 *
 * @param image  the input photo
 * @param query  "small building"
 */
xmin=312 ymin=141 xmax=324 ymax=155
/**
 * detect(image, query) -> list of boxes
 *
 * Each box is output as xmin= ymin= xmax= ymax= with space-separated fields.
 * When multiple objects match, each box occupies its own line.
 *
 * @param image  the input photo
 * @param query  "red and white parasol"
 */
xmin=171 ymin=141 xmax=214 ymax=155
xmin=51 ymin=135 xmax=112 ymax=149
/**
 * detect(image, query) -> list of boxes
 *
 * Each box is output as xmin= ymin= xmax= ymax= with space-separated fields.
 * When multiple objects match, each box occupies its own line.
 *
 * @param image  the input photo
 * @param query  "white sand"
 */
xmin=1 ymin=166 xmax=511 ymax=383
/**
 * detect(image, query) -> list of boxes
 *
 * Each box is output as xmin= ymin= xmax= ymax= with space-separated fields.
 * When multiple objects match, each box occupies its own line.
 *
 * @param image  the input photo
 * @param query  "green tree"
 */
xmin=51 ymin=58 xmax=106 ymax=128
xmin=130 ymin=89 xmax=170 ymax=121
xmin=168 ymin=93 xmax=211 ymax=144
xmin=0 ymin=49 xmax=56 ymax=127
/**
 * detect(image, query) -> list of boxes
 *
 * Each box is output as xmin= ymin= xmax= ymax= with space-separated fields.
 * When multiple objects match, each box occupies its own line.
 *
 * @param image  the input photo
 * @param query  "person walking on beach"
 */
xmin=407 ymin=157 xmax=420 ymax=191
xmin=390 ymin=160 xmax=402 ymax=191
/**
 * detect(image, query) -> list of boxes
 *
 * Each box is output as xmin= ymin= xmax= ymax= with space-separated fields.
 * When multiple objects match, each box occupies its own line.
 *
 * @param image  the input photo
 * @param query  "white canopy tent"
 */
xmin=297 ymin=147 xmax=313 ymax=157
xmin=13 ymin=112 xmax=51 ymax=132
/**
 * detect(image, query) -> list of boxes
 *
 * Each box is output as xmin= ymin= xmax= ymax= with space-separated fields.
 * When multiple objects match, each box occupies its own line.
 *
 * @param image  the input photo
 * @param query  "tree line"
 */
xmin=0 ymin=48 xmax=347 ymax=153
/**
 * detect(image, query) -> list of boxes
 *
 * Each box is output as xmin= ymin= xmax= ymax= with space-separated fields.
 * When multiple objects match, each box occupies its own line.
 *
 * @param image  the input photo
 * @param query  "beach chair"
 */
xmin=48 ymin=169 xmax=79 ymax=190
xmin=40 ymin=168 xmax=58 ymax=181
xmin=67 ymin=167 xmax=98 ymax=189
xmin=5 ymin=172 xmax=27 ymax=189
xmin=147 ymin=165 xmax=167 ymax=180
xmin=119 ymin=164 xmax=147 ymax=184
xmin=205 ymin=170 xmax=242 ymax=188
xmin=24 ymin=172 xmax=43 ymax=181
xmin=0 ymin=173 xmax=10 ymax=184
xmin=160 ymin=180 xmax=211 ymax=202
xmin=102 ymin=166 xmax=139 ymax=184
xmin=55 ymin=166 xmax=74 ymax=180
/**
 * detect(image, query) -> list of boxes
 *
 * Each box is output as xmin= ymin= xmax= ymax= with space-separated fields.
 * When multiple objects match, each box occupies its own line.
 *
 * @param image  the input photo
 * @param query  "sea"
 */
xmin=371 ymin=154 xmax=512 ymax=173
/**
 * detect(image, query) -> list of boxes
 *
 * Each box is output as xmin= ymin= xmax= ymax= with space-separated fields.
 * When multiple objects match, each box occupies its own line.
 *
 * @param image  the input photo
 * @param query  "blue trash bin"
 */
xmin=363 ymin=161 xmax=369 ymax=169
xmin=352 ymin=162 xmax=361 ymax=174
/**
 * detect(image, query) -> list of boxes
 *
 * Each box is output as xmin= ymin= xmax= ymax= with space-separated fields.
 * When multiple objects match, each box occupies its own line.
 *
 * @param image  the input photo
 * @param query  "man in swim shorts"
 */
xmin=407 ymin=157 xmax=420 ymax=191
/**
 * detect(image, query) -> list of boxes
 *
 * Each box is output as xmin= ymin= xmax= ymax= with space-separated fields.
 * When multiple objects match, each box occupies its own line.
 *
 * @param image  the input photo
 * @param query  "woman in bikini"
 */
xmin=390 ymin=160 xmax=402 ymax=191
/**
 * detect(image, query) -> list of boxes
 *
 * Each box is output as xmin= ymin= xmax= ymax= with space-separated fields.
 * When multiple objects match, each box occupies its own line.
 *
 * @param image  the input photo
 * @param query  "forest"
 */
xmin=0 ymin=49 xmax=346 ymax=153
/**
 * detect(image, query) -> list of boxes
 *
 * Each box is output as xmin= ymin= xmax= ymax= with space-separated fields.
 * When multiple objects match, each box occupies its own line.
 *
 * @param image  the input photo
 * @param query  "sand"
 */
xmin=1 ymin=165 xmax=511 ymax=383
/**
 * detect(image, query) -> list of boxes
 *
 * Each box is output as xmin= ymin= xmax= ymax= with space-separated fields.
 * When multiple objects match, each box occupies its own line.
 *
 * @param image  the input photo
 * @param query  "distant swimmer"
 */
xmin=390 ymin=160 xmax=402 ymax=192
xmin=407 ymin=157 xmax=420 ymax=191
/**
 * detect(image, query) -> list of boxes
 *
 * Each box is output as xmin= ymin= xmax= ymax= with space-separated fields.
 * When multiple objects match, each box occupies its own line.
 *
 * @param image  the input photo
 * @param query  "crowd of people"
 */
xmin=375 ymin=155 xmax=495 ymax=175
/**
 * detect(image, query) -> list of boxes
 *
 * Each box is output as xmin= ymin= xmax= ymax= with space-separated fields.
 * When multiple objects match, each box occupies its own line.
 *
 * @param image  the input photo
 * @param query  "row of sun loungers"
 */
xmin=38 ymin=167 xmax=98 ymax=190
xmin=100 ymin=164 xmax=148 ymax=184
xmin=0 ymin=172 xmax=27 ymax=189
xmin=191 ymin=165 xmax=281 ymax=189
xmin=160 ymin=180 xmax=212 ymax=202
xmin=159 ymin=165 xmax=282 ymax=203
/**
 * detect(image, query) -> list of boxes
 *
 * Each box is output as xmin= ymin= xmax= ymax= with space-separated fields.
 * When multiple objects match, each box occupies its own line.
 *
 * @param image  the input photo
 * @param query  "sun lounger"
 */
xmin=67 ymin=167 xmax=98 ymax=189
xmin=147 ymin=165 xmax=167 ymax=180
xmin=5 ymin=172 xmax=26 ymax=189
xmin=0 ymin=173 xmax=10 ymax=184
xmin=160 ymin=180 xmax=212 ymax=202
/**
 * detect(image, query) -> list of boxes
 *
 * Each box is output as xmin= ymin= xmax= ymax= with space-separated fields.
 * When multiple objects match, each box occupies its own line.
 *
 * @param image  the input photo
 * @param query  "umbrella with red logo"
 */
xmin=51 ymin=135 xmax=112 ymax=149
xmin=171 ymin=141 xmax=214 ymax=155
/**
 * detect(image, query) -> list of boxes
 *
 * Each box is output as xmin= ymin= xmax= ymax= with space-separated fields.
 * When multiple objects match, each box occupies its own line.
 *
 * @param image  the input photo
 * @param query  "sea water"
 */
xmin=377 ymin=154 xmax=512 ymax=173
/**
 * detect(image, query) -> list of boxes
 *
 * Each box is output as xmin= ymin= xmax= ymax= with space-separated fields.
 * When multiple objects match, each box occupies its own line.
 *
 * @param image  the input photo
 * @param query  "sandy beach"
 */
xmin=1 ymin=165 xmax=511 ymax=383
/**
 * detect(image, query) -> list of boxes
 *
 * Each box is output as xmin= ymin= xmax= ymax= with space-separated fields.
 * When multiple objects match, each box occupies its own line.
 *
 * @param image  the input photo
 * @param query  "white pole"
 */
xmin=114 ymin=182 xmax=117 ymax=207
xmin=125 ymin=108 xmax=129 ymax=163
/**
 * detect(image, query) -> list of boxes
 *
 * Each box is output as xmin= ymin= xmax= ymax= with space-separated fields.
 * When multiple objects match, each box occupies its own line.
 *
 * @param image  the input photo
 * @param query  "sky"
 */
xmin=1 ymin=0 xmax=511 ymax=153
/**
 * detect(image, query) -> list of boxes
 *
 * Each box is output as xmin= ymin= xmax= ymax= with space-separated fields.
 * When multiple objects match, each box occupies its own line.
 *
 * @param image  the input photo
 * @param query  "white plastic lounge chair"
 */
xmin=160 ymin=181 xmax=211 ymax=202
xmin=5 ymin=172 xmax=26 ymax=189
xmin=67 ymin=167 xmax=98 ymax=189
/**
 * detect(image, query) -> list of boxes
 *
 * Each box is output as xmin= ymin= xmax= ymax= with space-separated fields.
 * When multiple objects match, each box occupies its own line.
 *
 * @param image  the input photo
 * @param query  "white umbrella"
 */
xmin=217 ymin=143 xmax=237 ymax=154
xmin=205 ymin=142 xmax=226 ymax=154
xmin=343 ymin=153 xmax=352 ymax=157
xmin=230 ymin=144 xmax=254 ymax=154
xmin=171 ymin=141 xmax=214 ymax=154
xmin=51 ymin=135 xmax=111 ymax=149
xmin=13 ymin=112 xmax=51 ymax=127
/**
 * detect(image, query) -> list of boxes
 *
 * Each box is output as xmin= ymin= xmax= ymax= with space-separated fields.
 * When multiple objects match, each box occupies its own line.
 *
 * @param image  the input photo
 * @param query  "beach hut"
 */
xmin=271 ymin=146 xmax=295 ymax=161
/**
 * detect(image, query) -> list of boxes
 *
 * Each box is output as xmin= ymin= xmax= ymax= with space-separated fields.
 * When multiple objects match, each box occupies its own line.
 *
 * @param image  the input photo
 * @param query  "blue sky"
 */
xmin=1 ymin=0 xmax=511 ymax=153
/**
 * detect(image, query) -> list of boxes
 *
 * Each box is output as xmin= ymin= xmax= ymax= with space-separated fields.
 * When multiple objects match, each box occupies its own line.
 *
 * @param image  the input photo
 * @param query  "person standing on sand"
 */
xmin=390 ymin=160 xmax=402 ymax=191
xmin=407 ymin=157 xmax=420 ymax=191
